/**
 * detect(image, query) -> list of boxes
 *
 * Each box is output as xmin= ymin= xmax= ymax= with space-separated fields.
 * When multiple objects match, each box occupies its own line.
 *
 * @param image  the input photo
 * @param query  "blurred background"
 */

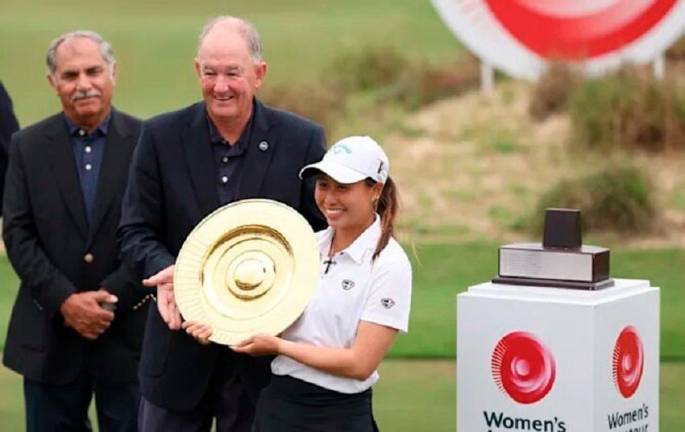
xmin=1 ymin=0 xmax=684 ymax=430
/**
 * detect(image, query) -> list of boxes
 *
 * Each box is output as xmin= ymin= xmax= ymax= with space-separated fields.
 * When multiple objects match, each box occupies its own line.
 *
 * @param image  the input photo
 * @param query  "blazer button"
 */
xmin=83 ymin=253 xmax=94 ymax=263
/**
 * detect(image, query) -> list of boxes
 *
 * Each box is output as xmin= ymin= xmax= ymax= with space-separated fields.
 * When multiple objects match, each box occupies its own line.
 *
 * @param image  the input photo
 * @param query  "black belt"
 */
xmin=269 ymin=374 xmax=372 ymax=403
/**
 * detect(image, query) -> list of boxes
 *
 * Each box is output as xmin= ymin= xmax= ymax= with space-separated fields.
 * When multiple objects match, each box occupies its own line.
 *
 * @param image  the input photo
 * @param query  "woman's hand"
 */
xmin=233 ymin=333 xmax=282 ymax=356
xmin=182 ymin=321 xmax=213 ymax=345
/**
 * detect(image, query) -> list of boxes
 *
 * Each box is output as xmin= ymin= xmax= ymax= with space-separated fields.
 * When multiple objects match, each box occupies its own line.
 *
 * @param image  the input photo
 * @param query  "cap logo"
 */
xmin=331 ymin=143 xmax=352 ymax=155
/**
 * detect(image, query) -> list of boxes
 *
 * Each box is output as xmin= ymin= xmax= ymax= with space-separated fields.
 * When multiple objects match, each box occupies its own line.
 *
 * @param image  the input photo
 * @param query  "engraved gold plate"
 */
xmin=174 ymin=199 xmax=319 ymax=346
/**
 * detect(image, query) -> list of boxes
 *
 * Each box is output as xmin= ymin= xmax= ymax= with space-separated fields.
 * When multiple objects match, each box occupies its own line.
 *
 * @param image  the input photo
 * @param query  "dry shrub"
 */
xmin=327 ymin=46 xmax=480 ymax=110
xmin=530 ymin=165 xmax=656 ymax=234
xmin=666 ymin=35 xmax=685 ymax=62
xmin=392 ymin=54 xmax=481 ymax=109
xmin=325 ymin=45 xmax=409 ymax=92
xmin=261 ymin=47 xmax=481 ymax=133
xmin=259 ymin=83 xmax=345 ymax=134
xmin=569 ymin=66 xmax=685 ymax=153
xmin=528 ymin=63 xmax=580 ymax=120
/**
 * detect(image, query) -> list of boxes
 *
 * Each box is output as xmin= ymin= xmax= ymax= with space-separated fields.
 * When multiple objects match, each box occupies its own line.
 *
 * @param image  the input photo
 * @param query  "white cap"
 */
xmin=299 ymin=136 xmax=389 ymax=184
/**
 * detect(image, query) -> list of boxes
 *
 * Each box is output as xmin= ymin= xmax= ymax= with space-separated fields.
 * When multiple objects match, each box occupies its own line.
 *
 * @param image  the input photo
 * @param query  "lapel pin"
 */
xmin=258 ymin=141 xmax=269 ymax=151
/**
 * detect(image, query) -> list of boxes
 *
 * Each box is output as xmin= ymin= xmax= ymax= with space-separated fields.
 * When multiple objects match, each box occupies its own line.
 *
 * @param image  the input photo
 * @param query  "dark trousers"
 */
xmin=138 ymin=351 xmax=254 ymax=432
xmin=24 ymin=373 xmax=140 ymax=432
xmin=253 ymin=375 xmax=378 ymax=432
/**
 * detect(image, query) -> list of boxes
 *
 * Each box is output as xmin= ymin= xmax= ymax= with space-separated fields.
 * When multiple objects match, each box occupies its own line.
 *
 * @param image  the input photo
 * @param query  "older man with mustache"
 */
xmin=2 ymin=30 xmax=146 ymax=431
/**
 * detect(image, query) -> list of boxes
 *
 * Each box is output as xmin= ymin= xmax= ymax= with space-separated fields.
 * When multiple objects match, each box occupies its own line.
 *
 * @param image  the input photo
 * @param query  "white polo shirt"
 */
xmin=271 ymin=216 xmax=412 ymax=394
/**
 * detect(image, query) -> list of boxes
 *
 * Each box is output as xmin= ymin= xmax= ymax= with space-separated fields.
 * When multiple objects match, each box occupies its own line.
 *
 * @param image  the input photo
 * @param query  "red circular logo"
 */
xmin=613 ymin=326 xmax=644 ymax=398
xmin=484 ymin=0 xmax=677 ymax=59
xmin=491 ymin=331 xmax=556 ymax=404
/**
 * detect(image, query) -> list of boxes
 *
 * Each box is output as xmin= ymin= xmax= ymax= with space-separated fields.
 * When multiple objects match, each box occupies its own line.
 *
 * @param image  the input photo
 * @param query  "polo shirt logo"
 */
xmin=381 ymin=298 xmax=396 ymax=309
xmin=341 ymin=279 xmax=355 ymax=290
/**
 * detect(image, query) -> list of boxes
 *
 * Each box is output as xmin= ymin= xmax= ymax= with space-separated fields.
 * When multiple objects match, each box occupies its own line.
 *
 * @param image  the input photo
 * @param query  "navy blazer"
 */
xmin=2 ymin=109 xmax=147 ymax=385
xmin=118 ymin=99 xmax=326 ymax=411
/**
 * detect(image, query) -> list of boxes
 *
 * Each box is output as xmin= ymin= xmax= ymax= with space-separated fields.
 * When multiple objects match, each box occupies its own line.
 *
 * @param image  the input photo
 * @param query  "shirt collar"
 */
xmin=206 ymin=106 xmax=254 ymax=146
xmin=64 ymin=111 xmax=112 ymax=137
xmin=318 ymin=215 xmax=381 ymax=264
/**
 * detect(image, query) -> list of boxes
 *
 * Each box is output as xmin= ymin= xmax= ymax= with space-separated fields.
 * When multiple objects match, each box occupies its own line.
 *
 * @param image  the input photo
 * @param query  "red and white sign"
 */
xmin=612 ymin=326 xmax=645 ymax=398
xmin=433 ymin=0 xmax=685 ymax=79
xmin=457 ymin=279 xmax=659 ymax=431
xmin=492 ymin=331 xmax=556 ymax=404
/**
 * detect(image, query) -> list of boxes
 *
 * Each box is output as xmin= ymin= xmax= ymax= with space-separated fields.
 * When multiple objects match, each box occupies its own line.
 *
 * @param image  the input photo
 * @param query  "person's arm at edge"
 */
xmin=0 ymin=82 xmax=21 ymax=217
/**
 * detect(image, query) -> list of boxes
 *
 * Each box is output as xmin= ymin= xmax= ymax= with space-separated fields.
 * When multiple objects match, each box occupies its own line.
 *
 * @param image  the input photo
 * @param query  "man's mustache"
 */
xmin=71 ymin=89 xmax=101 ymax=101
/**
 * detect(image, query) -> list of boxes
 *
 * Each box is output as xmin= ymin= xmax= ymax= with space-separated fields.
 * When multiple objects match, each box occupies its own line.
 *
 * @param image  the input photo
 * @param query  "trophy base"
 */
xmin=492 ymin=276 xmax=615 ymax=291
xmin=498 ymin=242 xmax=610 ymax=283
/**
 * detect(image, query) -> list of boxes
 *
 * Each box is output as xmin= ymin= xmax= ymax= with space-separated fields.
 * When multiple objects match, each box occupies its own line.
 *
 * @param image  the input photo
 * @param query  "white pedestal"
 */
xmin=457 ymin=279 xmax=659 ymax=432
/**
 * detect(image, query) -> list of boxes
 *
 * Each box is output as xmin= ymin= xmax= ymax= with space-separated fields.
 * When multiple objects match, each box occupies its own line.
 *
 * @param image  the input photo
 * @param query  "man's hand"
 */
xmin=182 ymin=321 xmax=213 ymax=345
xmin=60 ymin=289 xmax=117 ymax=340
xmin=143 ymin=265 xmax=182 ymax=330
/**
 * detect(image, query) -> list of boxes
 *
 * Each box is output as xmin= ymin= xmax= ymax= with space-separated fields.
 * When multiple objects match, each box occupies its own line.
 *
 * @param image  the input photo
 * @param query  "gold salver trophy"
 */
xmin=174 ymin=199 xmax=319 ymax=345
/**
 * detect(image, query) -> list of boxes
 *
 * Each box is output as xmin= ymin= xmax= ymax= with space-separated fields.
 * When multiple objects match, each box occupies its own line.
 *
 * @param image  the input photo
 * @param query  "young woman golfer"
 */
xmin=186 ymin=135 xmax=412 ymax=431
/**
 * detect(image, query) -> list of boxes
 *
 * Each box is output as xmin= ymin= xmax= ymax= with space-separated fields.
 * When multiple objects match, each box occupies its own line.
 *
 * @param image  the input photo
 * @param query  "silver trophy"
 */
xmin=493 ymin=208 xmax=613 ymax=290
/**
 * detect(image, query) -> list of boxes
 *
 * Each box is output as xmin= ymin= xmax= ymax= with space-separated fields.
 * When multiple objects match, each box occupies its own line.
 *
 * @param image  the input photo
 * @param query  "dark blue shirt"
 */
xmin=65 ymin=113 xmax=111 ymax=224
xmin=207 ymin=110 xmax=253 ymax=205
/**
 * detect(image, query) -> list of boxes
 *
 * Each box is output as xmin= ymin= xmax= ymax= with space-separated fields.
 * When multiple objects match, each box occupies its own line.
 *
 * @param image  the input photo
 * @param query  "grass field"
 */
xmin=1 ymin=245 xmax=684 ymax=359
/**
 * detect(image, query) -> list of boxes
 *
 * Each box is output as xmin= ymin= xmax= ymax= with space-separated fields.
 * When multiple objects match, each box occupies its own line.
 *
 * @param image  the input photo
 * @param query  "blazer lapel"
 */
xmin=46 ymin=117 xmax=89 ymax=238
xmin=182 ymin=103 xmax=219 ymax=215
xmin=86 ymin=110 xmax=133 ymax=245
xmin=238 ymin=100 xmax=275 ymax=198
